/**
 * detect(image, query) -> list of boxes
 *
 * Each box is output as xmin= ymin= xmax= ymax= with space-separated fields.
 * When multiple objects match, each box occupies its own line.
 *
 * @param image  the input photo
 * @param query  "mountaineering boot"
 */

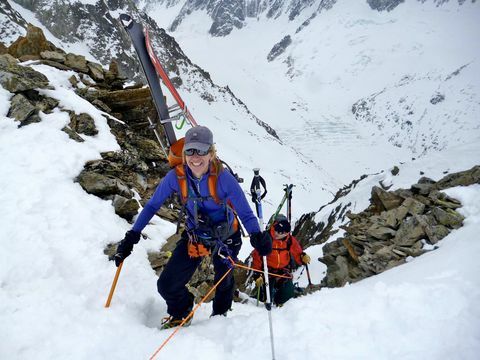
xmin=160 ymin=315 xmax=192 ymax=330
xmin=210 ymin=311 xmax=227 ymax=318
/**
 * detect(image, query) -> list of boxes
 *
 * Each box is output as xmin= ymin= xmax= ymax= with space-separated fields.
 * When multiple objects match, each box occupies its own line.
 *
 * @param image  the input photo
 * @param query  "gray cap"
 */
xmin=184 ymin=126 xmax=213 ymax=152
xmin=274 ymin=214 xmax=288 ymax=222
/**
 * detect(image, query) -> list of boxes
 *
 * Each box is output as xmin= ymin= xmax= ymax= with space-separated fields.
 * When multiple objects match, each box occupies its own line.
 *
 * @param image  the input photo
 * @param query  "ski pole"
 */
xmin=250 ymin=168 xmax=267 ymax=221
xmin=105 ymin=261 xmax=123 ymax=308
xmin=256 ymin=285 xmax=261 ymax=307
xmin=285 ymin=184 xmax=293 ymax=223
xmin=305 ymin=264 xmax=313 ymax=288
xmin=251 ymin=168 xmax=276 ymax=360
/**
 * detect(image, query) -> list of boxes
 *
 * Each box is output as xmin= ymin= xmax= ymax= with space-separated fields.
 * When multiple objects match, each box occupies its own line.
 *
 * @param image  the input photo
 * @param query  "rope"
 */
xmin=148 ymin=246 xmax=290 ymax=358
xmin=227 ymin=257 xmax=292 ymax=279
xmin=149 ymin=268 xmax=233 ymax=359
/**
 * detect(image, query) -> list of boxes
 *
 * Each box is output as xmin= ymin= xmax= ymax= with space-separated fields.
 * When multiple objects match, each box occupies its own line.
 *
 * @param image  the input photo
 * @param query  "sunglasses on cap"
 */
xmin=184 ymin=148 xmax=210 ymax=156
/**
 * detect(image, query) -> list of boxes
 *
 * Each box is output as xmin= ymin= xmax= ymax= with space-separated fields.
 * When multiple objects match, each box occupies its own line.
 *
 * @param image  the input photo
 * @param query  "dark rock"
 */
xmin=434 ymin=165 xmax=480 ymax=190
xmin=0 ymin=54 xmax=50 ymax=92
xmin=8 ymin=93 xmax=36 ymax=122
xmin=64 ymin=53 xmax=89 ymax=73
xmin=366 ymin=224 xmax=396 ymax=240
xmin=267 ymin=35 xmax=292 ymax=62
xmin=69 ymin=112 xmax=98 ymax=136
xmin=111 ymin=195 xmax=139 ymax=221
xmin=430 ymin=93 xmax=445 ymax=105
xmin=40 ymin=50 xmax=65 ymax=63
xmin=425 ymin=225 xmax=450 ymax=244
xmin=393 ymin=215 xmax=426 ymax=246
xmin=371 ymin=186 xmax=404 ymax=211
xmin=411 ymin=183 xmax=433 ymax=195
xmin=61 ymin=126 xmax=84 ymax=142
xmin=37 ymin=59 xmax=72 ymax=71
xmin=76 ymin=171 xmax=133 ymax=198
xmin=431 ymin=207 xmax=464 ymax=229
xmin=402 ymin=197 xmax=425 ymax=216
xmin=87 ymin=62 xmax=104 ymax=82
xmin=391 ymin=166 xmax=400 ymax=175
xmin=367 ymin=0 xmax=405 ymax=12
xmin=418 ymin=176 xmax=436 ymax=184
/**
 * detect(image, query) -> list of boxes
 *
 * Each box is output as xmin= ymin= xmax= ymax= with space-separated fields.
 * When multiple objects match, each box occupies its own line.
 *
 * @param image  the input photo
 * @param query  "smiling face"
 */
xmin=185 ymin=149 xmax=213 ymax=178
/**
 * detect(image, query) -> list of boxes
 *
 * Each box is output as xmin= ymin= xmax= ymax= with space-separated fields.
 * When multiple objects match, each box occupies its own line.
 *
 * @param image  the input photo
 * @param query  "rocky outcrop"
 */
xmin=2 ymin=29 xmax=172 ymax=223
xmin=8 ymin=23 xmax=57 ymax=60
xmin=294 ymin=174 xmax=368 ymax=247
xmin=367 ymin=0 xmax=405 ymax=12
xmin=319 ymin=166 xmax=479 ymax=288
xmin=267 ymin=35 xmax=292 ymax=62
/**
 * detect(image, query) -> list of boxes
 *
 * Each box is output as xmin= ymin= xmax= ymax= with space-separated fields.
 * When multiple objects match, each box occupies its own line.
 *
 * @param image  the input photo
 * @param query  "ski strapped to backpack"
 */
xmin=119 ymin=14 xmax=176 ymax=145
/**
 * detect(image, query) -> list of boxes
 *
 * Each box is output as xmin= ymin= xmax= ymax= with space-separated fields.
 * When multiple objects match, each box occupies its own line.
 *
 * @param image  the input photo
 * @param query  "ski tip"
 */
xmin=119 ymin=14 xmax=133 ymax=28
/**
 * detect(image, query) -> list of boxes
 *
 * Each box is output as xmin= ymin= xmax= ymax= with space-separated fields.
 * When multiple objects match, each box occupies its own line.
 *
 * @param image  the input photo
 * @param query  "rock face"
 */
xmin=319 ymin=166 xmax=479 ymax=288
xmin=8 ymin=23 xmax=57 ymax=59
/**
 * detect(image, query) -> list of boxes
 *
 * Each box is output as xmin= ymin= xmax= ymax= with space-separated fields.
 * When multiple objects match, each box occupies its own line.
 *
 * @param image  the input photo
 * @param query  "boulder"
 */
xmin=40 ymin=50 xmax=66 ymax=63
xmin=393 ymin=215 xmax=426 ymax=246
xmin=76 ymin=171 xmax=133 ymax=198
xmin=431 ymin=207 xmax=464 ymax=229
xmin=7 ymin=93 xmax=36 ymax=123
xmin=371 ymin=186 xmax=404 ymax=211
xmin=64 ymin=53 xmax=89 ymax=73
xmin=87 ymin=62 xmax=105 ymax=82
xmin=0 ymin=54 xmax=49 ymax=92
xmin=366 ymin=224 xmax=396 ymax=240
xmin=69 ymin=112 xmax=98 ymax=136
xmin=111 ymin=195 xmax=139 ymax=221
xmin=61 ymin=126 xmax=85 ymax=143
xmin=8 ymin=24 xmax=56 ymax=58
xmin=434 ymin=165 xmax=480 ymax=189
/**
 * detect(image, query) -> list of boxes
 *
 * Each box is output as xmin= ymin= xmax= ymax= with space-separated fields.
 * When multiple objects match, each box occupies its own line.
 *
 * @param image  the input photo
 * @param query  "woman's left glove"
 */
xmin=250 ymin=231 xmax=272 ymax=256
xmin=114 ymin=230 xmax=141 ymax=266
xmin=301 ymin=252 xmax=311 ymax=265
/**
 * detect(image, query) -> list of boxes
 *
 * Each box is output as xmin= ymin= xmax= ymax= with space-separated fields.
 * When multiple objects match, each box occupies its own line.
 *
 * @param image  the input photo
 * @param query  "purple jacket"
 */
xmin=132 ymin=167 xmax=260 ymax=235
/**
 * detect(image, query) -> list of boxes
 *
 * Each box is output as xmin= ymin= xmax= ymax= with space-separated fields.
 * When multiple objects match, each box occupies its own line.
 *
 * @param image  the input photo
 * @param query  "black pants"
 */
xmin=258 ymin=275 xmax=295 ymax=306
xmin=157 ymin=230 xmax=242 ymax=319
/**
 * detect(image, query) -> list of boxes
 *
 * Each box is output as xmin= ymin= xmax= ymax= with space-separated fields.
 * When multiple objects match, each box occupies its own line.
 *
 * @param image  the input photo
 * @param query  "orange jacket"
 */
xmin=252 ymin=227 xmax=303 ymax=272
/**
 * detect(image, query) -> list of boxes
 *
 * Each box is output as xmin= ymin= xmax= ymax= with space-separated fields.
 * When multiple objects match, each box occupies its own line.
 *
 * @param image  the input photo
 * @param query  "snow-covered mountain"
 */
xmin=145 ymin=0 xmax=480 ymax=184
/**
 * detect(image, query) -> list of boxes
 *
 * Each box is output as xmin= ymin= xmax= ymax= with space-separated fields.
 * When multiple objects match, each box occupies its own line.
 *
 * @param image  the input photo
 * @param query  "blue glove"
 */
xmin=250 ymin=231 xmax=272 ymax=256
xmin=114 ymin=230 xmax=141 ymax=266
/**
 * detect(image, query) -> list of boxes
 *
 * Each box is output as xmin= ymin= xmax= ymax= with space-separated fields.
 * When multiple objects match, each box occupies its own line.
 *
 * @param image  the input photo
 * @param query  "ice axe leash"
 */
xmin=251 ymin=168 xmax=276 ymax=360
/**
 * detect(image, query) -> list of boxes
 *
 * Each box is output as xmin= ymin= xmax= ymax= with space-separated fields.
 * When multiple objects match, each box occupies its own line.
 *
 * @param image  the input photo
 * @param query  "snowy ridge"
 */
xmin=352 ymin=62 xmax=480 ymax=155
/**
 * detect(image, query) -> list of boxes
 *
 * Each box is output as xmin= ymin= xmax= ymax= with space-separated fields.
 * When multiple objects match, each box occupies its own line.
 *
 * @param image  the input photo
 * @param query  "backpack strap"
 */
xmin=208 ymin=159 xmax=223 ymax=204
xmin=174 ymin=164 xmax=188 ymax=204
xmin=175 ymin=159 xmax=239 ymax=234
